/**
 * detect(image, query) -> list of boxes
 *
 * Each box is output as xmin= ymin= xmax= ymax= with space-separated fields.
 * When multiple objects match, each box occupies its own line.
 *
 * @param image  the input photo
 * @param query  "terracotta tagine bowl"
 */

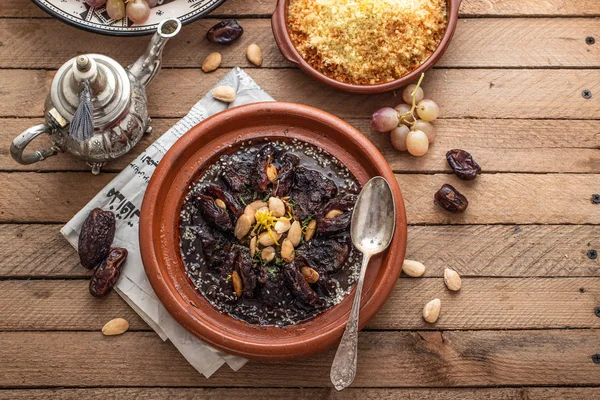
xmin=272 ymin=0 xmax=462 ymax=94
xmin=140 ymin=102 xmax=407 ymax=360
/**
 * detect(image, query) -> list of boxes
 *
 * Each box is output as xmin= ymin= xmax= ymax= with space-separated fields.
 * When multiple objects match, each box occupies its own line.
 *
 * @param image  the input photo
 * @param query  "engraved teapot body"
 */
xmin=10 ymin=18 xmax=182 ymax=174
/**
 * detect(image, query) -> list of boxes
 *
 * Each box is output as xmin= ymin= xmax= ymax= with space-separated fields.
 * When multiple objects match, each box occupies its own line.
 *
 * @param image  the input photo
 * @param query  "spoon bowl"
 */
xmin=331 ymin=176 xmax=396 ymax=390
xmin=351 ymin=177 xmax=396 ymax=256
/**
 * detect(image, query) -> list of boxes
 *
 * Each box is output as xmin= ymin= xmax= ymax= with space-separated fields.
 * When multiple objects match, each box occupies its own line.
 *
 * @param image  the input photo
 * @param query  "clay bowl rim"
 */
xmin=139 ymin=102 xmax=407 ymax=361
xmin=271 ymin=0 xmax=462 ymax=94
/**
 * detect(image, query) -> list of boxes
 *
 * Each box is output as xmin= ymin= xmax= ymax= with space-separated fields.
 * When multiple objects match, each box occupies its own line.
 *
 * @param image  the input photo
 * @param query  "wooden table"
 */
xmin=1 ymin=0 xmax=599 ymax=398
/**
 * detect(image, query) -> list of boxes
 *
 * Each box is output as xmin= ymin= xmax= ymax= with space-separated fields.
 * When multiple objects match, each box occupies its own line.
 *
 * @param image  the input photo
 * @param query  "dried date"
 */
xmin=446 ymin=149 xmax=481 ymax=180
xmin=78 ymin=208 xmax=116 ymax=269
xmin=89 ymin=247 xmax=128 ymax=298
xmin=434 ymin=184 xmax=469 ymax=213
xmin=206 ymin=20 xmax=244 ymax=45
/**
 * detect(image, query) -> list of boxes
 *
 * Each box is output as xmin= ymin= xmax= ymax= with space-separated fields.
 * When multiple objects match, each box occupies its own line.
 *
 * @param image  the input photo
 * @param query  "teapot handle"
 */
xmin=10 ymin=123 xmax=61 ymax=165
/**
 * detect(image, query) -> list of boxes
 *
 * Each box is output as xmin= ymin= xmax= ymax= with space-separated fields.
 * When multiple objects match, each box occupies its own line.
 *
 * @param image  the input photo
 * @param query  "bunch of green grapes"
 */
xmin=371 ymin=74 xmax=440 ymax=157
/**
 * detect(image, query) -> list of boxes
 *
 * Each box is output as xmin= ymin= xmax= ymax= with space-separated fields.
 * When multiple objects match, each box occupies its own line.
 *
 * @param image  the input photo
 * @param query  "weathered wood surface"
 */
xmin=0 ymin=0 xmax=598 ymax=396
xmin=1 ymin=330 xmax=599 ymax=387
xmin=1 ymin=18 xmax=598 ymax=69
xmin=2 ymin=387 xmax=600 ymax=400
xmin=1 ymin=68 xmax=598 ymax=119
xmin=3 ymin=0 xmax=600 ymax=18
xmin=1 ymin=278 xmax=599 ymax=331
xmin=2 ymin=224 xmax=597 ymax=278
xmin=2 ymin=117 xmax=599 ymax=173
xmin=1 ymin=172 xmax=597 ymax=224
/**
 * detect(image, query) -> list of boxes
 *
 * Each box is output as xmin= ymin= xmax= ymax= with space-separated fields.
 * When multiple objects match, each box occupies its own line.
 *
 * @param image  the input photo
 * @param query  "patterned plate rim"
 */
xmin=31 ymin=0 xmax=229 ymax=37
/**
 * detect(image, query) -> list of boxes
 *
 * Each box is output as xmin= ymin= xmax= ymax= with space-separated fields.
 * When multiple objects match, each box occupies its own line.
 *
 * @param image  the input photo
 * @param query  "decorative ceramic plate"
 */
xmin=32 ymin=0 xmax=227 ymax=36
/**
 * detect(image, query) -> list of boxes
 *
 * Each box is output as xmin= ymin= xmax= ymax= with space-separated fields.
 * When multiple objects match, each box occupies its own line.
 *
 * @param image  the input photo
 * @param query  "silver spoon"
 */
xmin=330 ymin=176 xmax=396 ymax=391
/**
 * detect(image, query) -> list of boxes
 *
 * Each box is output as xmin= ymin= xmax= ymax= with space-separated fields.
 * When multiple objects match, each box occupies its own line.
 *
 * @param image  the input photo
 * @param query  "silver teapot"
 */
xmin=10 ymin=18 xmax=182 ymax=174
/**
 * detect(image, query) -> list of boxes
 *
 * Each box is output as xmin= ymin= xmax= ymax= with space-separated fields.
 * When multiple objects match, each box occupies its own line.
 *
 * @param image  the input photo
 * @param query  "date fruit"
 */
xmin=446 ymin=149 xmax=481 ymax=180
xmin=434 ymin=184 xmax=468 ymax=213
xmin=89 ymin=247 xmax=128 ymax=298
xmin=78 ymin=208 xmax=116 ymax=269
xmin=206 ymin=19 xmax=244 ymax=45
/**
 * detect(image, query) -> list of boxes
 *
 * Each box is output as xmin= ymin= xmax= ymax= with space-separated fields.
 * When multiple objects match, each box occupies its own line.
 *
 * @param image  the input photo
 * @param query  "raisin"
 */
xmin=78 ymin=208 xmax=116 ymax=269
xmin=434 ymin=184 xmax=469 ymax=213
xmin=206 ymin=20 xmax=244 ymax=45
xmin=89 ymin=247 xmax=128 ymax=298
xmin=446 ymin=149 xmax=481 ymax=180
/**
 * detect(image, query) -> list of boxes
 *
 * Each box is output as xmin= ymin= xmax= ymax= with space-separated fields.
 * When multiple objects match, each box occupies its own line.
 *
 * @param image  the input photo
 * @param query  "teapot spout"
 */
xmin=128 ymin=18 xmax=182 ymax=87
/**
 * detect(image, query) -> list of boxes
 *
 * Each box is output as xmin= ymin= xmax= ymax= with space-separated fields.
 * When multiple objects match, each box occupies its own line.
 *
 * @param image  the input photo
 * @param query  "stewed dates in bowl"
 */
xmin=179 ymin=141 xmax=363 ymax=326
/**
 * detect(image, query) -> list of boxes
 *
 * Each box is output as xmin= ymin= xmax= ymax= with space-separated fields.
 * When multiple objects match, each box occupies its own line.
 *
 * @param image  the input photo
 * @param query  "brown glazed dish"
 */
xmin=140 ymin=102 xmax=407 ymax=360
xmin=272 ymin=0 xmax=462 ymax=94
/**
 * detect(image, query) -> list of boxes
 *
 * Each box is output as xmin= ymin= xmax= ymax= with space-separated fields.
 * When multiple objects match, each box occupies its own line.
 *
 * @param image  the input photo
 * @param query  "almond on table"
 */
xmin=102 ymin=318 xmax=129 ymax=336
xmin=202 ymin=52 xmax=222 ymax=73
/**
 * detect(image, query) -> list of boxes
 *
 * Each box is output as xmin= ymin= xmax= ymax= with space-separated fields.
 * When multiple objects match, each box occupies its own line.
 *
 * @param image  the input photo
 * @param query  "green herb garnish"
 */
xmin=274 ymin=257 xmax=286 ymax=266
xmin=302 ymin=215 xmax=315 ymax=229
xmin=253 ymin=251 xmax=266 ymax=267
xmin=267 ymin=265 xmax=279 ymax=278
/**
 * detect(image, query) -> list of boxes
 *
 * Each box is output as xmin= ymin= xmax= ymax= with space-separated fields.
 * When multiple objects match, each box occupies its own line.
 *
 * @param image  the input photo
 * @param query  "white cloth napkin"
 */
xmin=61 ymin=68 xmax=275 ymax=377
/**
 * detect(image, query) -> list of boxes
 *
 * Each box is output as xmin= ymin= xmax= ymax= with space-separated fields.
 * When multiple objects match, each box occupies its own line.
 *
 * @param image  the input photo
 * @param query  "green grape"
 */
xmin=416 ymin=99 xmax=439 ymax=122
xmin=106 ymin=0 xmax=126 ymax=20
xmin=406 ymin=130 xmax=429 ymax=156
xmin=371 ymin=107 xmax=400 ymax=132
xmin=126 ymin=0 xmax=151 ymax=23
xmin=413 ymin=120 xmax=436 ymax=143
xmin=394 ymin=103 xmax=416 ymax=126
xmin=402 ymin=84 xmax=424 ymax=105
xmin=390 ymin=125 xmax=410 ymax=151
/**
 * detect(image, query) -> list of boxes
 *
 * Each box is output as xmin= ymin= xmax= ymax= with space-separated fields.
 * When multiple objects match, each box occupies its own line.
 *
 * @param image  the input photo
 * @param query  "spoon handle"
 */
xmin=330 ymin=253 xmax=371 ymax=391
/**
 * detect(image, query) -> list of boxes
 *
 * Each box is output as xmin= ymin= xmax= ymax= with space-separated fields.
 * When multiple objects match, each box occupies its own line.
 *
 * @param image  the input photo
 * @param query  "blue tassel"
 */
xmin=69 ymin=80 xmax=94 ymax=142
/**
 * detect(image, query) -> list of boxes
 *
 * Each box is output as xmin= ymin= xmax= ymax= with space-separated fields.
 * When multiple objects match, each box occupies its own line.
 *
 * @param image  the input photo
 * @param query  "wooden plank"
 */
xmin=1 ymin=172 xmax=597 ymax=224
xmin=1 ymin=18 xmax=598 ymax=69
xmin=1 ymin=68 xmax=598 ymax=119
xmin=0 ymin=280 xmax=148 ymax=331
xmin=2 ymin=387 xmax=599 ymax=400
xmin=367 ymin=118 xmax=600 ymax=174
xmin=445 ymin=18 xmax=600 ymax=67
xmin=0 ymin=0 xmax=277 ymax=18
xmin=0 ymin=172 xmax=113 ymax=223
xmin=2 ymin=224 xmax=597 ymax=278
xmin=3 ymin=0 xmax=600 ymax=18
xmin=460 ymin=0 xmax=600 ymax=16
xmin=372 ymin=277 xmax=600 ymax=330
xmin=407 ymin=225 xmax=599 ymax=277
xmin=0 ymin=224 xmax=84 ymax=278
xmin=1 ymin=278 xmax=599 ymax=331
xmin=0 ymin=19 xmax=292 ymax=70
xmin=3 ymin=118 xmax=598 ymax=174
xmin=1 ymin=330 xmax=599 ymax=387
xmin=396 ymin=173 xmax=600 ymax=225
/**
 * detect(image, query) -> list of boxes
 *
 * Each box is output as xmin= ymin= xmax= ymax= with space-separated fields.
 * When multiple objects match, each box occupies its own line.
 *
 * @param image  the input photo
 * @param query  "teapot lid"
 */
xmin=51 ymin=54 xmax=131 ymax=129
